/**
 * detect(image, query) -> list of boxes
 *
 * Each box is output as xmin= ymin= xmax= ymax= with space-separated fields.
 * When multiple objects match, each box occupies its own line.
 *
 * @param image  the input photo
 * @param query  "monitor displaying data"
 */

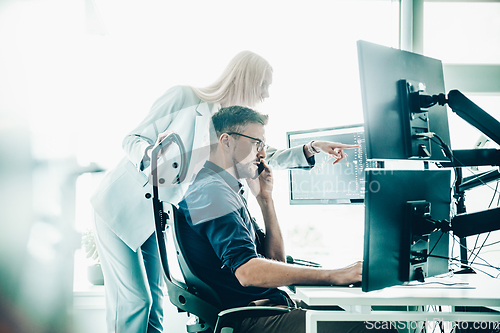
xmin=287 ymin=124 xmax=378 ymax=205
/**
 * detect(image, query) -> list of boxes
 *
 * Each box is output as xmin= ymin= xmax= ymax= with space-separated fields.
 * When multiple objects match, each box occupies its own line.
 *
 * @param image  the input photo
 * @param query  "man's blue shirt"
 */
xmin=177 ymin=161 xmax=286 ymax=309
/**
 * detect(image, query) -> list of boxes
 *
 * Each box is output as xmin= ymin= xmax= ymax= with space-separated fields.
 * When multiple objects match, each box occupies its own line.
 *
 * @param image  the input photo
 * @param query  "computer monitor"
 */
xmin=357 ymin=40 xmax=452 ymax=161
xmin=362 ymin=169 xmax=452 ymax=292
xmin=287 ymin=124 xmax=379 ymax=205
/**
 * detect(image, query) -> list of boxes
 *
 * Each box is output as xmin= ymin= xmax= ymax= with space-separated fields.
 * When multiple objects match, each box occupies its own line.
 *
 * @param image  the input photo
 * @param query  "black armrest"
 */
xmin=219 ymin=305 xmax=289 ymax=318
xmin=215 ymin=306 xmax=289 ymax=333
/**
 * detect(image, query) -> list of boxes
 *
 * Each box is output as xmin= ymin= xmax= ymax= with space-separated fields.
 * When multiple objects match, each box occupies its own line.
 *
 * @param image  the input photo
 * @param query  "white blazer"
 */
xmin=91 ymin=86 xmax=311 ymax=251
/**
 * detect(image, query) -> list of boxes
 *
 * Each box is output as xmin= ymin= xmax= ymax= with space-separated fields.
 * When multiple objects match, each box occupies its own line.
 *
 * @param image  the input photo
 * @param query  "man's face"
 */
xmin=231 ymin=122 xmax=267 ymax=179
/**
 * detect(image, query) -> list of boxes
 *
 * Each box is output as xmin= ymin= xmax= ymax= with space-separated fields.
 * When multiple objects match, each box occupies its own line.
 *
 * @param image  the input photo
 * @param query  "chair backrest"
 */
xmin=150 ymin=133 xmax=225 ymax=331
xmin=169 ymin=203 xmax=225 ymax=307
xmin=154 ymin=200 xmax=222 ymax=331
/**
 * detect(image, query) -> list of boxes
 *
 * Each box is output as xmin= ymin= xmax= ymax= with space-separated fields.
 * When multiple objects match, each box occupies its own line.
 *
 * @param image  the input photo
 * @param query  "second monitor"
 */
xmin=363 ymin=169 xmax=452 ymax=292
xmin=287 ymin=124 xmax=379 ymax=205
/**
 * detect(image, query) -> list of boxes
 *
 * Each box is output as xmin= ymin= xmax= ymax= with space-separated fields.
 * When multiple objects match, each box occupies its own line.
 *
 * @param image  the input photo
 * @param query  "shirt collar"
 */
xmin=203 ymin=161 xmax=243 ymax=194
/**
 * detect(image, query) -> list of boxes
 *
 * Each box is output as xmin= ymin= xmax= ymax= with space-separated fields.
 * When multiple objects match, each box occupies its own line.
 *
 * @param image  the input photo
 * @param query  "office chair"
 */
xmin=151 ymin=134 xmax=289 ymax=333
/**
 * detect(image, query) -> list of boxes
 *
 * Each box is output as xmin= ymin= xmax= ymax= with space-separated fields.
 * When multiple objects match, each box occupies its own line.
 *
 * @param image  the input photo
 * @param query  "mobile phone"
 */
xmin=257 ymin=161 xmax=265 ymax=175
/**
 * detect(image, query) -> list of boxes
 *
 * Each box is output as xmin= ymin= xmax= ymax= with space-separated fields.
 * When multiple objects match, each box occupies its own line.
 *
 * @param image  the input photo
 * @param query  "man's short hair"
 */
xmin=212 ymin=106 xmax=269 ymax=138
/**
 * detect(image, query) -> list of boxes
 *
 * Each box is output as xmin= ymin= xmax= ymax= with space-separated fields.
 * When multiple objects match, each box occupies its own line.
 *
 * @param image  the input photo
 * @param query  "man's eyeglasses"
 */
xmin=226 ymin=132 xmax=268 ymax=152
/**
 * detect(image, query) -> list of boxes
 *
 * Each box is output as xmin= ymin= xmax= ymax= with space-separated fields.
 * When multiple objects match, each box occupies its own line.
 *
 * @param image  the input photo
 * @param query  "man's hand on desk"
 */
xmin=329 ymin=261 xmax=363 ymax=286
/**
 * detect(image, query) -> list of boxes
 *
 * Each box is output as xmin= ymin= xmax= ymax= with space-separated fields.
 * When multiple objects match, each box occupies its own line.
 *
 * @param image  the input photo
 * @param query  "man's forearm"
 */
xmin=235 ymin=257 xmax=360 ymax=288
xmin=257 ymin=197 xmax=285 ymax=262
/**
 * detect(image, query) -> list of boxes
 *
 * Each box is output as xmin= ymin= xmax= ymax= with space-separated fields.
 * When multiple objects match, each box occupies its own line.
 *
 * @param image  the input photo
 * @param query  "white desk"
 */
xmin=293 ymin=274 xmax=500 ymax=333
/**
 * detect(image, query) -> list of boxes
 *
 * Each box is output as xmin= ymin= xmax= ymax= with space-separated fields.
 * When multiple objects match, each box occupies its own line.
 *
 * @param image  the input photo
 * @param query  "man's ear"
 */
xmin=219 ymin=133 xmax=232 ymax=151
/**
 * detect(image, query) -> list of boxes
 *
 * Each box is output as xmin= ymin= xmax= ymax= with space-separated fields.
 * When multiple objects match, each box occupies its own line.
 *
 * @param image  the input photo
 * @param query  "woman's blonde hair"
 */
xmin=190 ymin=50 xmax=272 ymax=108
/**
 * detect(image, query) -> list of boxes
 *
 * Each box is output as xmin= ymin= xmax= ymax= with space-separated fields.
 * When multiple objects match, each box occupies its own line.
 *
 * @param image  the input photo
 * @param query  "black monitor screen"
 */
xmin=287 ymin=124 xmax=378 ymax=205
xmin=357 ymin=40 xmax=452 ymax=161
xmin=362 ymin=169 xmax=452 ymax=292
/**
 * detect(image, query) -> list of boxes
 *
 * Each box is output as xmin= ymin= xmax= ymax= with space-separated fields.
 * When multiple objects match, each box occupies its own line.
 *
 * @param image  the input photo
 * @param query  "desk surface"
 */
xmin=294 ymin=274 xmax=500 ymax=309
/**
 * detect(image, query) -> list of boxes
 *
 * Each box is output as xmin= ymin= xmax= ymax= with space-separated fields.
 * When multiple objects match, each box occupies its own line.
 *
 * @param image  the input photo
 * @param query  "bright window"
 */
xmin=423 ymin=1 xmax=500 ymax=272
xmin=423 ymin=2 xmax=500 ymax=64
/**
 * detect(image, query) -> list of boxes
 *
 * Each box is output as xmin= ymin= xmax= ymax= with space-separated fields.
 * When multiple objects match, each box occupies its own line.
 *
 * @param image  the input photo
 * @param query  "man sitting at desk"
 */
xmin=178 ymin=106 xmax=396 ymax=333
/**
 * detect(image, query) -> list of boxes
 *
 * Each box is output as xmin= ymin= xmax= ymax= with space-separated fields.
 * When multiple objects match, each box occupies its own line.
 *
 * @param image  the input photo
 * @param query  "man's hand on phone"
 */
xmin=246 ymin=159 xmax=273 ymax=200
